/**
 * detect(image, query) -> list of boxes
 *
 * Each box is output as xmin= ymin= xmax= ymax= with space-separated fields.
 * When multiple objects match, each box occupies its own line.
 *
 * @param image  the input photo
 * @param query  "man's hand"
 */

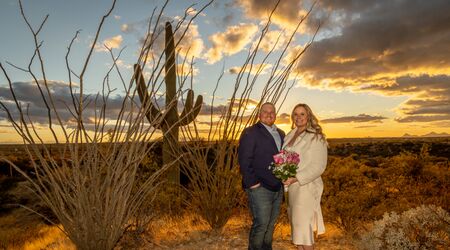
xmin=250 ymin=183 xmax=261 ymax=189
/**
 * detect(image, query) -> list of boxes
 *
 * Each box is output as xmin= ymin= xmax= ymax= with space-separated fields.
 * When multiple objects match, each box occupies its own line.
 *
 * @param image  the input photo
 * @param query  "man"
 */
xmin=238 ymin=102 xmax=285 ymax=250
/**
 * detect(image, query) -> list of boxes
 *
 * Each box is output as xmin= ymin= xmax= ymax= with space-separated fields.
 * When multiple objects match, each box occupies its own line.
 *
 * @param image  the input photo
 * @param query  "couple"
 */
xmin=238 ymin=102 xmax=328 ymax=250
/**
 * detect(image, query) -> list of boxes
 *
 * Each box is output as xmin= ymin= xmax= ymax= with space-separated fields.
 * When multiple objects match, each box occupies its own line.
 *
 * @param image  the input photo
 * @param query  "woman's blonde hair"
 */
xmin=291 ymin=103 xmax=326 ymax=141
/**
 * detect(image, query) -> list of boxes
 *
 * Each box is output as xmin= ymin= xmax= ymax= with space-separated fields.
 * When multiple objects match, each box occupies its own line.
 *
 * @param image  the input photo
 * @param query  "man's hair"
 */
xmin=259 ymin=102 xmax=275 ymax=114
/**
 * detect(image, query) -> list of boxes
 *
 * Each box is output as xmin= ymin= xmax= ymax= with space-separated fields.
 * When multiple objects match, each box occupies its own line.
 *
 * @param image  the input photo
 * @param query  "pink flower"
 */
xmin=273 ymin=153 xmax=284 ymax=165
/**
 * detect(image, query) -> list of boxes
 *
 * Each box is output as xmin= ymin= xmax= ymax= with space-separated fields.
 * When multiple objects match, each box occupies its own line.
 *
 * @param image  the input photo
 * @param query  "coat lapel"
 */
xmin=277 ymin=128 xmax=285 ymax=145
xmin=284 ymin=127 xmax=308 ymax=149
xmin=256 ymin=122 xmax=280 ymax=151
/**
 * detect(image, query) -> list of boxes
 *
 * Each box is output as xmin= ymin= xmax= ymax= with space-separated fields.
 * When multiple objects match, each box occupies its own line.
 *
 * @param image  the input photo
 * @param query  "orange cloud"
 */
xmin=205 ymin=23 xmax=258 ymax=64
xmin=229 ymin=63 xmax=273 ymax=75
xmin=235 ymin=0 xmax=309 ymax=32
xmin=95 ymin=35 xmax=123 ymax=52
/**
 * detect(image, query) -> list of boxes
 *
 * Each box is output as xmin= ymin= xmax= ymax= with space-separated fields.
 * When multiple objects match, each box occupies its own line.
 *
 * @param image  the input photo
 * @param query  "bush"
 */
xmin=358 ymin=205 xmax=450 ymax=250
xmin=322 ymin=156 xmax=384 ymax=233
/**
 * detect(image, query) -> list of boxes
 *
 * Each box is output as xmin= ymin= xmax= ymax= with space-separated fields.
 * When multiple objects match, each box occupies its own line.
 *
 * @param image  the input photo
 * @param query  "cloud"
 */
xmin=120 ymin=17 xmax=155 ymax=34
xmin=199 ymin=98 xmax=258 ymax=116
xmin=234 ymin=0 xmax=310 ymax=31
xmin=137 ymin=21 xmax=205 ymax=62
xmin=186 ymin=7 xmax=206 ymax=17
xmin=177 ymin=23 xmax=205 ymax=60
xmin=114 ymin=59 xmax=133 ymax=70
xmin=354 ymin=125 xmax=377 ymax=129
xmin=276 ymin=112 xmax=291 ymax=125
xmin=229 ymin=63 xmax=273 ymax=75
xmin=176 ymin=64 xmax=200 ymax=77
xmin=0 ymin=80 xmax=127 ymax=128
xmin=321 ymin=114 xmax=387 ymax=124
xmin=361 ymin=74 xmax=450 ymax=122
xmin=431 ymin=120 xmax=450 ymax=127
xmin=95 ymin=35 xmax=123 ymax=52
xmin=283 ymin=0 xmax=450 ymax=123
xmin=394 ymin=115 xmax=450 ymax=123
xmin=205 ymin=23 xmax=258 ymax=64
xmin=252 ymin=29 xmax=293 ymax=54
xmin=211 ymin=1 xmax=236 ymax=28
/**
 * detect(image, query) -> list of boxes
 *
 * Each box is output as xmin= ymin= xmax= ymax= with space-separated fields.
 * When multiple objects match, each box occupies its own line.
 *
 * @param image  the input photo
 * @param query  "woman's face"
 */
xmin=292 ymin=106 xmax=308 ymax=129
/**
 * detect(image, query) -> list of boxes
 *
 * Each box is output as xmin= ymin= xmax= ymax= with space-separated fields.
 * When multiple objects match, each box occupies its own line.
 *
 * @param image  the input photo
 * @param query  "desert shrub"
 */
xmin=378 ymin=151 xmax=450 ymax=212
xmin=323 ymin=148 xmax=450 ymax=237
xmin=322 ymin=156 xmax=385 ymax=233
xmin=358 ymin=205 xmax=450 ymax=250
xmin=0 ymin=176 xmax=19 ymax=214
xmin=180 ymin=142 xmax=243 ymax=230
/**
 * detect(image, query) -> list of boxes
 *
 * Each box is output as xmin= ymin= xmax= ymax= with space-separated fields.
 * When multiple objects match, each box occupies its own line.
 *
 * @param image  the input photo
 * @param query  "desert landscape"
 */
xmin=1 ymin=137 xmax=449 ymax=249
xmin=1 ymin=0 xmax=450 ymax=249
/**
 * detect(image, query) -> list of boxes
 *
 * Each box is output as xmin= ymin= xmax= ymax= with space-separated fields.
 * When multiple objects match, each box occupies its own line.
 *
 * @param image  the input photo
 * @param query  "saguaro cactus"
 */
xmin=134 ymin=22 xmax=203 ymax=184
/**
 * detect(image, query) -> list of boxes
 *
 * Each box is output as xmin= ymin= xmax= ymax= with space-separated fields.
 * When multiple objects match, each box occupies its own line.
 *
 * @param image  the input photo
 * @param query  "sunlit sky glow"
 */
xmin=1 ymin=0 xmax=449 ymax=143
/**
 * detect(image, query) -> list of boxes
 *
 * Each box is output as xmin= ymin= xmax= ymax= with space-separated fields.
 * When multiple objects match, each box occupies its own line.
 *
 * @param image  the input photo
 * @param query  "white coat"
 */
xmin=283 ymin=128 xmax=327 ymax=245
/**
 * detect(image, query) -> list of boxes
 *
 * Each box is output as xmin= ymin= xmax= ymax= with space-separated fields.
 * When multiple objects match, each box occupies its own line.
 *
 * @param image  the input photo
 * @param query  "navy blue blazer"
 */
xmin=238 ymin=122 xmax=285 ymax=191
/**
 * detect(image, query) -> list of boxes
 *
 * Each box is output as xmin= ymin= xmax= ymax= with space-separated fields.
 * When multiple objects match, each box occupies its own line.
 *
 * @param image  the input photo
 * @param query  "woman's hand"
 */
xmin=283 ymin=177 xmax=297 ymax=186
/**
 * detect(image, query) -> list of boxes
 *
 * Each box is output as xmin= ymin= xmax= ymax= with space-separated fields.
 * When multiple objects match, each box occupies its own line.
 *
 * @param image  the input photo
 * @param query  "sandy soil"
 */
xmin=118 ymin=213 xmax=355 ymax=250
xmin=1 ymin=209 xmax=355 ymax=249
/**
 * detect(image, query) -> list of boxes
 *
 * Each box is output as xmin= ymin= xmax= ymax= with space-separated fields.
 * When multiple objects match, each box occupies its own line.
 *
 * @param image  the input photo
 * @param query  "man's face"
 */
xmin=259 ymin=104 xmax=276 ymax=126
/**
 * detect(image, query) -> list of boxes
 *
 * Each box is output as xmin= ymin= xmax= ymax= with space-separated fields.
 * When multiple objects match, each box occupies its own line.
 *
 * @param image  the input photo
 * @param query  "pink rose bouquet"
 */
xmin=269 ymin=150 xmax=300 ymax=183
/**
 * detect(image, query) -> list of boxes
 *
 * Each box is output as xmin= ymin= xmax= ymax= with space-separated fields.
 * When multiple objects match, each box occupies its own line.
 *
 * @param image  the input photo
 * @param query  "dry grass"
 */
xmin=0 ymin=210 xmax=74 ymax=250
xmin=1 ymin=208 xmax=355 ymax=250
xmin=118 ymin=209 xmax=355 ymax=250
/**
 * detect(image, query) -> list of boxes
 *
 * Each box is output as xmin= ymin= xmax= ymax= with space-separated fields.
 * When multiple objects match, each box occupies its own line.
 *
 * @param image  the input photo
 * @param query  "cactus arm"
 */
xmin=179 ymin=89 xmax=194 ymax=119
xmin=134 ymin=64 xmax=163 ymax=128
xmin=179 ymin=91 xmax=203 ymax=126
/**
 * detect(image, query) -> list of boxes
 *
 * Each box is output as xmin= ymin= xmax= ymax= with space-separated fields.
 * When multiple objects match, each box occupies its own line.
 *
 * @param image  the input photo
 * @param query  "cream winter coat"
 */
xmin=283 ymin=128 xmax=327 ymax=245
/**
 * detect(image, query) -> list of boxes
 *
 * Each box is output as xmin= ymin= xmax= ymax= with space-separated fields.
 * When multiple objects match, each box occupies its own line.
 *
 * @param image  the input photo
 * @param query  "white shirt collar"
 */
xmin=261 ymin=122 xmax=278 ymax=132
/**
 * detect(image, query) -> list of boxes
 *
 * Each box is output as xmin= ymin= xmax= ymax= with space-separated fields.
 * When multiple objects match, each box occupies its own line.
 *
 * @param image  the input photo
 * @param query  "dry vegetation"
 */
xmin=1 ymin=138 xmax=449 ymax=249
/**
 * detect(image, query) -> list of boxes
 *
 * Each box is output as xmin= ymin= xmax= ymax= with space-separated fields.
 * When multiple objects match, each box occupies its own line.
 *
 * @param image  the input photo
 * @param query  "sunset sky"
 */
xmin=1 ymin=0 xmax=449 ymax=143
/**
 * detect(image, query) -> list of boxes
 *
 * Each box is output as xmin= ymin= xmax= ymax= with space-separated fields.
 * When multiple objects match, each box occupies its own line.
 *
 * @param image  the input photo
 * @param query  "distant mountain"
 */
xmin=402 ymin=132 xmax=450 ymax=138
xmin=423 ymin=132 xmax=450 ymax=137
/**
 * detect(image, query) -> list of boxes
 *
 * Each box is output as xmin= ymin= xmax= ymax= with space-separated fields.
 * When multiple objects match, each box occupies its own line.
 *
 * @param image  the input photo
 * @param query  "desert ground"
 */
xmin=1 ymin=208 xmax=354 ymax=250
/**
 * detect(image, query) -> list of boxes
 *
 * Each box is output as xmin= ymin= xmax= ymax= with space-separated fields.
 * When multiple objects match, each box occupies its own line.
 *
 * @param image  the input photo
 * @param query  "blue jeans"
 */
xmin=246 ymin=186 xmax=283 ymax=250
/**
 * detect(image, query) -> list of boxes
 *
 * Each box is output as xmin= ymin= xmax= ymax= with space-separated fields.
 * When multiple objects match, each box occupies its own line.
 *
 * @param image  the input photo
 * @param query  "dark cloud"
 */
xmin=321 ymin=114 xmax=387 ymax=124
xmin=361 ymin=75 xmax=450 ymax=94
xmin=395 ymin=115 xmax=450 ymax=123
xmin=198 ymin=103 xmax=228 ymax=116
xmin=290 ymin=0 xmax=450 ymax=123
xmin=0 ymin=80 xmax=228 ymax=132
xmin=276 ymin=112 xmax=291 ymax=124
xmin=354 ymin=125 xmax=377 ymax=129
xmin=0 ymin=80 xmax=128 ymax=128
xmin=212 ymin=1 xmax=235 ymax=28
xmin=362 ymin=74 xmax=450 ymax=121
xmin=431 ymin=120 xmax=450 ymax=127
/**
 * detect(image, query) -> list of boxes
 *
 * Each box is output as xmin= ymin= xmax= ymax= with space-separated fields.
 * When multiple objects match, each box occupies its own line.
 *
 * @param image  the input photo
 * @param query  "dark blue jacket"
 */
xmin=238 ymin=122 xmax=285 ymax=191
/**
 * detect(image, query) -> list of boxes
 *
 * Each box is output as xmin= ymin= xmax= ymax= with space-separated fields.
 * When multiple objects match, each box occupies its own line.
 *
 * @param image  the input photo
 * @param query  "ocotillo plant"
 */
xmin=135 ymin=22 xmax=203 ymax=185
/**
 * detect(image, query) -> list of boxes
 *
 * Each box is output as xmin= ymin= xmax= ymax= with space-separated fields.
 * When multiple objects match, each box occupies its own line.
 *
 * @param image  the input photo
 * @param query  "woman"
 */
xmin=282 ymin=103 xmax=328 ymax=250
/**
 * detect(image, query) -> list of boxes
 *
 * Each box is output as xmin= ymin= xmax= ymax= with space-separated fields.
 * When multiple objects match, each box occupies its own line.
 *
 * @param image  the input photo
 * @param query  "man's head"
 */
xmin=258 ymin=102 xmax=276 ymax=126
